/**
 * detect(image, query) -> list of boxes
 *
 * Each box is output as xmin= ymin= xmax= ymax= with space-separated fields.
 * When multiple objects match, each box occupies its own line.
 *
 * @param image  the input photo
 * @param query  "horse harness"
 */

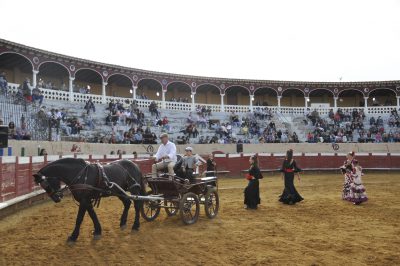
xmin=67 ymin=161 xmax=141 ymax=207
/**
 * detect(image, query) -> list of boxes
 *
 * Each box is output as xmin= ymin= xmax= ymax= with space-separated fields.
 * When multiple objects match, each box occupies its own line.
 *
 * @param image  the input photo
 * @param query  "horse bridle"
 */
xmin=34 ymin=174 xmax=65 ymax=203
xmin=34 ymin=161 xmax=91 ymax=203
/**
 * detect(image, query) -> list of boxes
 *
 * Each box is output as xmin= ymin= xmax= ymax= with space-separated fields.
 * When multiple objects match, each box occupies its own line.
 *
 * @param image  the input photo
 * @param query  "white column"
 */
xmin=304 ymin=97 xmax=309 ymax=108
xmin=161 ymin=90 xmax=166 ymax=109
xmin=102 ymin=81 xmax=107 ymax=104
xmin=32 ymin=70 xmax=39 ymax=88
xmin=249 ymin=95 xmax=254 ymax=112
xmin=364 ymin=97 xmax=368 ymax=114
xmin=220 ymin=94 xmax=225 ymax=112
xmin=333 ymin=97 xmax=338 ymax=111
xmin=68 ymin=76 xmax=74 ymax=102
xmin=191 ymin=92 xmax=196 ymax=111
xmin=396 ymin=96 xmax=400 ymax=108
xmin=277 ymin=96 xmax=281 ymax=109
xmin=132 ymin=85 xmax=137 ymax=100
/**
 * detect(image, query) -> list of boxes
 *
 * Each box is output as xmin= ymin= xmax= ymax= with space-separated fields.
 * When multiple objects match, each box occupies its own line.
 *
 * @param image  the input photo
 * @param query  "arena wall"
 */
xmin=7 ymin=140 xmax=400 ymax=156
xmin=0 ymin=151 xmax=399 ymax=217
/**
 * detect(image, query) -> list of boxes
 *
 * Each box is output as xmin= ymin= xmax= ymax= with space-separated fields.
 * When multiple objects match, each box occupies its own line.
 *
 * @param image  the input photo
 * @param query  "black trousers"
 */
xmin=185 ymin=168 xmax=195 ymax=182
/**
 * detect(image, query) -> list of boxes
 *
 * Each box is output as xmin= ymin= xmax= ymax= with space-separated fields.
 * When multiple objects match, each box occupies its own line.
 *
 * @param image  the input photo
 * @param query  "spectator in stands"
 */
xmin=84 ymin=114 xmax=95 ymax=130
xmin=376 ymin=116 xmax=384 ymax=127
xmin=369 ymin=116 xmax=375 ymax=126
xmin=8 ymin=122 xmax=17 ymax=139
xmin=230 ymin=112 xmax=240 ymax=127
xmin=20 ymin=78 xmax=32 ymax=102
xmin=39 ymin=149 xmax=48 ymax=156
xmin=162 ymin=116 xmax=171 ymax=131
xmin=280 ymin=131 xmax=289 ymax=143
xmin=186 ymin=113 xmax=194 ymax=124
xmin=149 ymin=101 xmax=160 ymax=118
xmin=292 ymin=132 xmax=299 ymax=143
xmin=32 ymin=87 xmax=44 ymax=106
xmin=84 ymin=98 xmax=95 ymax=114
xmin=71 ymin=144 xmax=81 ymax=153
xmin=134 ymin=131 xmax=143 ymax=144
xmin=16 ymin=122 xmax=31 ymax=140
xmin=197 ymin=115 xmax=208 ymax=128
xmin=0 ymin=72 xmax=8 ymax=94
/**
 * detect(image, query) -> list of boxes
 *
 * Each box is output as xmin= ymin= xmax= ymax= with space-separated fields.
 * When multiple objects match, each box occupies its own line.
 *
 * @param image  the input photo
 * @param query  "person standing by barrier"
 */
xmin=206 ymin=154 xmax=216 ymax=177
xmin=244 ymin=154 xmax=263 ymax=210
xmin=279 ymin=149 xmax=303 ymax=205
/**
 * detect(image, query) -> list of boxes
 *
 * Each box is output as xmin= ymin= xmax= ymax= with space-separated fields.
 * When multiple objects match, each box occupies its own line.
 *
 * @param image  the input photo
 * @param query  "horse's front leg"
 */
xmin=67 ymin=203 xmax=87 ymax=243
xmin=86 ymin=204 xmax=102 ymax=240
xmin=132 ymin=199 xmax=142 ymax=231
xmin=119 ymin=197 xmax=131 ymax=230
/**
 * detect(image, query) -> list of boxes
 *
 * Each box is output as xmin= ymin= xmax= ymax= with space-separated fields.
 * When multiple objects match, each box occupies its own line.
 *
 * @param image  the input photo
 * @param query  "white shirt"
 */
xmin=155 ymin=141 xmax=177 ymax=162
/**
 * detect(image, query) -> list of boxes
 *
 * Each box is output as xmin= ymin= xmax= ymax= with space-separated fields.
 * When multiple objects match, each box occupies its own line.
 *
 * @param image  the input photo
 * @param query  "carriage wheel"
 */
xmin=140 ymin=194 xmax=161 ymax=222
xmin=164 ymin=200 xmax=179 ymax=216
xmin=179 ymin=192 xmax=200 ymax=225
xmin=204 ymin=188 xmax=219 ymax=219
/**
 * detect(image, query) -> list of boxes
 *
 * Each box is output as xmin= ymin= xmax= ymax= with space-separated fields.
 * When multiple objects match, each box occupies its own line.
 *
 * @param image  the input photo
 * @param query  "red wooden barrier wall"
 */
xmin=0 ymin=156 xmax=153 ymax=203
xmin=0 ymin=154 xmax=399 ymax=203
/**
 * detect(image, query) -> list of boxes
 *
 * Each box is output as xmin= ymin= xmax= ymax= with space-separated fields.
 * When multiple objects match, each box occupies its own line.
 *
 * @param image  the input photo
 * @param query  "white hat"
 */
xmin=185 ymin=147 xmax=193 ymax=151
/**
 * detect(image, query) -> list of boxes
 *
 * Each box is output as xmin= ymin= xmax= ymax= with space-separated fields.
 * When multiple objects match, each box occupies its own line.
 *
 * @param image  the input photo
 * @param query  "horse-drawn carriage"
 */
xmin=33 ymin=156 xmax=219 ymax=242
xmin=141 ymin=172 xmax=219 ymax=225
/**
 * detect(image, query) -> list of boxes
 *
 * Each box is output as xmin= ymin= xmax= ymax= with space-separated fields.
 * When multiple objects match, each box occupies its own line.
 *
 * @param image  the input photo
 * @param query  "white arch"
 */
xmin=136 ymin=78 xmax=163 ymax=89
xmin=337 ymin=88 xmax=365 ymax=97
xmin=308 ymin=88 xmax=335 ymax=97
xmin=367 ymin=87 xmax=397 ymax=97
xmin=74 ymin=67 xmax=104 ymax=82
xmin=106 ymin=73 xmax=134 ymax=85
xmin=224 ymin=85 xmax=250 ymax=94
xmin=0 ymin=51 xmax=34 ymax=70
xmin=166 ymin=81 xmax=192 ymax=92
xmin=38 ymin=60 xmax=71 ymax=76
xmin=195 ymin=83 xmax=221 ymax=94
xmin=253 ymin=86 xmax=278 ymax=95
xmin=281 ymin=87 xmax=305 ymax=96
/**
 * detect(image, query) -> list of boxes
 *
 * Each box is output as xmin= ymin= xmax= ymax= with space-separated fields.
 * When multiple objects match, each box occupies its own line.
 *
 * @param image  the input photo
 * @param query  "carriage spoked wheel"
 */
xmin=164 ymin=200 xmax=179 ymax=216
xmin=179 ymin=192 xmax=200 ymax=225
xmin=204 ymin=188 xmax=219 ymax=219
xmin=140 ymin=192 xmax=161 ymax=222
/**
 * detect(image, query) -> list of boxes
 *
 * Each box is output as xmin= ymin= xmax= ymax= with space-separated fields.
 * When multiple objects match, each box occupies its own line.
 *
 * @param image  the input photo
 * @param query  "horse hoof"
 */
xmin=93 ymin=234 xmax=102 ymax=240
xmin=120 ymin=224 xmax=127 ymax=231
xmin=66 ymin=237 xmax=76 ymax=244
xmin=131 ymin=228 xmax=139 ymax=234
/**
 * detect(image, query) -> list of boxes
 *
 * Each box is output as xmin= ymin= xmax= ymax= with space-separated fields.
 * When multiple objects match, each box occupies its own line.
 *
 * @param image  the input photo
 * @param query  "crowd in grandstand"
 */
xmin=2 ymin=70 xmax=400 ymax=144
xmin=306 ymin=108 xmax=400 ymax=143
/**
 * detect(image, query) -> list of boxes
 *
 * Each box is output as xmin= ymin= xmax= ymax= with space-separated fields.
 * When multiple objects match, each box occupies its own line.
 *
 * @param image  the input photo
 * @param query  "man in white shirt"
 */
xmin=151 ymin=133 xmax=177 ymax=178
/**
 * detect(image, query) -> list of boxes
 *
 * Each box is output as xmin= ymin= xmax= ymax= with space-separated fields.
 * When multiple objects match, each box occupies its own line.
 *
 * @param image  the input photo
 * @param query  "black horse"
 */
xmin=33 ymin=158 xmax=145 ymax=243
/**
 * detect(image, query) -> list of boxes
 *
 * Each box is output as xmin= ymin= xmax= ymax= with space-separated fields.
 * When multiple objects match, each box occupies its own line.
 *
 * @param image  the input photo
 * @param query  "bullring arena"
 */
xmin=1 ymin=171 xmax=400 ymax=265
xmin=1 ymin=14 xmax=400 ymax=265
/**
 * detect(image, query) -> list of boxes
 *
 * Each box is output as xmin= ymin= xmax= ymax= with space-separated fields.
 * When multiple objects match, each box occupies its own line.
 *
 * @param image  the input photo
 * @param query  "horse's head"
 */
xmin=34 ymin=173 xmax=63 ymax=203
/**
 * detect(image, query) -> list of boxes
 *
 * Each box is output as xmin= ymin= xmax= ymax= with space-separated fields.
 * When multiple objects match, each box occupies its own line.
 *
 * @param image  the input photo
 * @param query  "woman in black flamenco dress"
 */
xmin=244 ymin=155 xmax=263 ymax=209
xmin=279 ymin=149 xmax=303 ymax=205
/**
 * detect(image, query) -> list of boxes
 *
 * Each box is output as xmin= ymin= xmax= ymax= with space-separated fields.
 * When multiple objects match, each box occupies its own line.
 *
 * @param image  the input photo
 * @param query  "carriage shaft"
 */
xmin=130 ymin=195 xmax=165 ymax=201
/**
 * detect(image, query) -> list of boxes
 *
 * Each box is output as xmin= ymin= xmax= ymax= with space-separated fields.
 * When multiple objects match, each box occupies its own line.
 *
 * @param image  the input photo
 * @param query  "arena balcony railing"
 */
xmin=5 ymin=82 xmax=400 ymax=116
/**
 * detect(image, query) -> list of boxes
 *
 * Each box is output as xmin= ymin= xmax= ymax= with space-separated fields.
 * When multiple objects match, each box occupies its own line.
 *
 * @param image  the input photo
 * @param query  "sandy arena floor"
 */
xmin=0 ymin=173 xmax=399 ymax=265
